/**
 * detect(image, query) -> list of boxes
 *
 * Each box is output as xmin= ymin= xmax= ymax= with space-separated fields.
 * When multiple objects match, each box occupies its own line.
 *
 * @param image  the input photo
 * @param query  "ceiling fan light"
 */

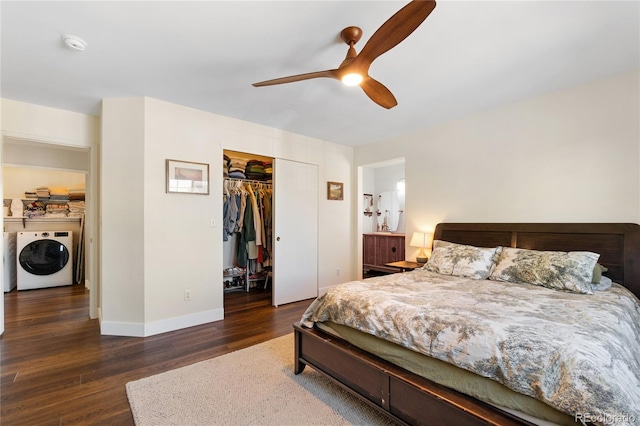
xmin=341 ymin=73 xmax=363 ymax=86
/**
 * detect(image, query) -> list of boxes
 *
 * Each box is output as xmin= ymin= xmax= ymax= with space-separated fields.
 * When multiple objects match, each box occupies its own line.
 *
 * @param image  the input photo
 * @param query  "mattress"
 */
xmin=318 ymin=321 xmax=573 ymax=425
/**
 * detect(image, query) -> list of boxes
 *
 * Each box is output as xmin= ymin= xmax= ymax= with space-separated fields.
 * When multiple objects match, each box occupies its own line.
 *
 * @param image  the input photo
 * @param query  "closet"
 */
xmin=223 ymin=151 xmax=272 ymax=295
xmin=222 ymin=150 xmax=319 ymax=307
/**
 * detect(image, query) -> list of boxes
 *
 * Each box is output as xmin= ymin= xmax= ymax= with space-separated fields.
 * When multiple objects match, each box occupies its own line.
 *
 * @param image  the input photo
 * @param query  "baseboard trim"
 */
xmin=100 ymin=319 xmax=145 ymax=337
xmin=144 ymin=308 xmax=224 ymax=337
xmin=100 ymin=308 xmax=224 ymax=337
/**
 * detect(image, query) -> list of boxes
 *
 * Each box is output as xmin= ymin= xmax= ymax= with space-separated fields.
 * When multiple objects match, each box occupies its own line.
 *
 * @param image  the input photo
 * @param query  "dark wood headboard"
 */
xmin=433 ymin=223 xmax=640 ymax=298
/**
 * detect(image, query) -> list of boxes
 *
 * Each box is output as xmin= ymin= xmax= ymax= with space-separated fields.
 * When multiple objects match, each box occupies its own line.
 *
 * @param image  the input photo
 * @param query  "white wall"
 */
xmin=355 ymin=70 xmax=640 ymax=261
xmin=374 ymin=163 xmax=405 ymax=200
xmin=100 ymin=97 xmax=147 ymax=335
xmin=143 ymin=99 xmax=222 ymax=334
xmin=101 ymin=97 xmax=353 ymax=336
xmin=317 ymin=144 xmax=353 ymax=293
xmin=374 ymin=163 xmax=405 ymax=232
xmin=1 ymin=99 xmax=99 ymax=147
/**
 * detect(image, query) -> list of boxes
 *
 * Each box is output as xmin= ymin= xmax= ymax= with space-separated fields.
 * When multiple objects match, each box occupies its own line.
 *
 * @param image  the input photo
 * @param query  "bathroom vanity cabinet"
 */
xmin=363 ymin=233 xmax=405 ymax=276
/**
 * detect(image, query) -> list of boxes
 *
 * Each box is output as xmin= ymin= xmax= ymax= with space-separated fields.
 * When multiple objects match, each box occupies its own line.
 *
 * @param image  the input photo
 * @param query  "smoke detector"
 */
xmin=62 ymin=34 xmax=87 ymax=52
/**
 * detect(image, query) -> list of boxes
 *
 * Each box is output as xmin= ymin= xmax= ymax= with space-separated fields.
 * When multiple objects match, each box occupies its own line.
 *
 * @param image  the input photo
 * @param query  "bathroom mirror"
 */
xmin=376 ymin=191 xmax=399 ymax=232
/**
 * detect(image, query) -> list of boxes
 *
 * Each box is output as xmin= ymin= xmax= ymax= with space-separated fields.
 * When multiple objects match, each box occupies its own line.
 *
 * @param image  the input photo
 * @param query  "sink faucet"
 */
xmin=382 ymin=210 xmax=390 ymax=231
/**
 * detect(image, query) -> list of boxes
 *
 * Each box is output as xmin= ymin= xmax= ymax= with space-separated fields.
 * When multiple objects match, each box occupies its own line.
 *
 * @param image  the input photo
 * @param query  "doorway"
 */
xmin=359 ymin=158 xmax=406 ymax=278
xmin=222 ymin=150 xmax=319 ymax=309
xmin=2 ymin=137 xmax=95 ymax=334
xmin=222 ymin=150 xmax=274 ymax=304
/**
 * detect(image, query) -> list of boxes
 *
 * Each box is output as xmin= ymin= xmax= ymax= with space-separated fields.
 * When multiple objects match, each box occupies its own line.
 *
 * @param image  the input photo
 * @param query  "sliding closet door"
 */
xmin=273 ymin=159 xmax=318 ymax=306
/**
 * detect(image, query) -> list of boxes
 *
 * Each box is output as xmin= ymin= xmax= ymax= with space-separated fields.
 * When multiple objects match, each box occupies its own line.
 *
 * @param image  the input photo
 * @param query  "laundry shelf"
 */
xmin=4 ymin=217 xmax=81 ymax=223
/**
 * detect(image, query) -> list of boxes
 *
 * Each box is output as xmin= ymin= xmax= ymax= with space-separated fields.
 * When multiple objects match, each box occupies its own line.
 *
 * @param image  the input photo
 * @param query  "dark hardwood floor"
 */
xmin=1 ymin=284 xmax=312 ymax=425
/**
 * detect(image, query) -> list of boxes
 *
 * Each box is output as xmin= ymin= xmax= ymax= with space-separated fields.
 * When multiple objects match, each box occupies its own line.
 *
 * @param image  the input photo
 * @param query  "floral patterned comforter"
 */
xmin=300 ymin=269 xmax=640 ymax=425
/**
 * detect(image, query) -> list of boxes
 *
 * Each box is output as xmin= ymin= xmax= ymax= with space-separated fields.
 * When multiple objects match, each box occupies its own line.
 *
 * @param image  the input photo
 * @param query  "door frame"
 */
xmin=1 ymin=134 xmax=99 ymax=335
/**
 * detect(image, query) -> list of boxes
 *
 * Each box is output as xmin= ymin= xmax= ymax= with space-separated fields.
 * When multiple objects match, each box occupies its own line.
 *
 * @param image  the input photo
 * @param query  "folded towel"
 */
xmin=10 ymin=199 xmax=23 ymax=217
xmin=68 ymin=184 xmax=86 ymax=192
xmin=49 ymin=186 xmax=69 ymax=196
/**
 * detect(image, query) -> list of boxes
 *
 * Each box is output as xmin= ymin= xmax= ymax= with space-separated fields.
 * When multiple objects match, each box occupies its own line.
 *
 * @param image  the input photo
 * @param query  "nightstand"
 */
xmin=385 ymin=260 xmax=421 ymax=272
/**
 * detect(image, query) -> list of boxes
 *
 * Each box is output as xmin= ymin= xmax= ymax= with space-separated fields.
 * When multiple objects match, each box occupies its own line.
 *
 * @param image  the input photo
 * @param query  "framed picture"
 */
xmin=166 ymin=159 xmax=209 ymax=194
xmin=327 ymin=181 xmax=344 ymax=200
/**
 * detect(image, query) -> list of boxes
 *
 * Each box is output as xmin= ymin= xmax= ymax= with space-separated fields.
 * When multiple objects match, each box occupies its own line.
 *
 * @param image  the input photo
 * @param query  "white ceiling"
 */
xmin=1 ymin=1 xmax=638 ymax=147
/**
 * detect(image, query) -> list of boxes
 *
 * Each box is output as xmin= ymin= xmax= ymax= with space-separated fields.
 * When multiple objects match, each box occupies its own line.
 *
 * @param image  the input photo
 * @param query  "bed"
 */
xmin=293 ymin=223 xmax=640 ymax=426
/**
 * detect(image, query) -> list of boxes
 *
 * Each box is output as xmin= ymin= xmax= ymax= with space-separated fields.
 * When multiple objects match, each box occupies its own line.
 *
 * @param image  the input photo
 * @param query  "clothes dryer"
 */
xmin=17 ymin=231 xmax=73 ymax=290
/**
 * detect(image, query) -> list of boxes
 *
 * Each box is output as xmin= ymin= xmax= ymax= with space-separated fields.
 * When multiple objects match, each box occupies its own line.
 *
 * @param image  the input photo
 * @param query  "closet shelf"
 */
xmin=3 ymin=217 xmax=81 ymax=223
xmin=224 ymin=283 xmax=246 ymax=292
xmin=22 ymin=198 xmax=71 ymax=202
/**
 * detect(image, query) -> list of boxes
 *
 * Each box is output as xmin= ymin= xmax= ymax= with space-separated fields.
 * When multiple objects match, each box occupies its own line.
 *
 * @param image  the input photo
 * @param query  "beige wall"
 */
xmin=1 ymin=99 xmax=99 ymax=147
xmin=101 ymin=97 xmax=354 ymax=336
xmin=100 ymin=97 xmax=147 ymax=334
xmin=355 ymin=70 xmax=640 ymax=262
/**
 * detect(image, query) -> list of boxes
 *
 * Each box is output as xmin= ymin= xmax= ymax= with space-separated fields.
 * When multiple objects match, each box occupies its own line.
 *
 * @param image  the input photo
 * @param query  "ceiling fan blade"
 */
xmin=361 ymin=77 xmax=397 ymax=109
xmin=355 ymin=0 xmax=436 ymax=69
xmin=252 ymin=69 xmax=339 ymax=87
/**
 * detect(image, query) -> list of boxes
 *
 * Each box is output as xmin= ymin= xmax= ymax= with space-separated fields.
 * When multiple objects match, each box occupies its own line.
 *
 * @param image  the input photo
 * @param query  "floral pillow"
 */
xmin=489 ymin=247 xmax=600 ymax=295
xmin=424 ymin=240 xmax=502 ymax=280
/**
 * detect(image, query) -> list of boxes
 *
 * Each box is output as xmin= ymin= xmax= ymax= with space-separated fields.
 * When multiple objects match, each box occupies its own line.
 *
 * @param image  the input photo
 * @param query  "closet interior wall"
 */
xmin=222 ymin=150 xmax=273 ymax=293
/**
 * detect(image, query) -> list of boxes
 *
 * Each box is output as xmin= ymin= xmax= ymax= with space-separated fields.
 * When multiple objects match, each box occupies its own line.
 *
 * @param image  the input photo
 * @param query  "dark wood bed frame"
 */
xmin=294 ymin=223 xmax=640 ymax=426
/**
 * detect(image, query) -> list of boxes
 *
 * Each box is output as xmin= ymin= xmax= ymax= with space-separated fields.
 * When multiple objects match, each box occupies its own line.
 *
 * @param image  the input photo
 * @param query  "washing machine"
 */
xmin=3 ymin=232 xmax=17 ymax=292
xmin=17 ymin=231 xmax=73 ymax=290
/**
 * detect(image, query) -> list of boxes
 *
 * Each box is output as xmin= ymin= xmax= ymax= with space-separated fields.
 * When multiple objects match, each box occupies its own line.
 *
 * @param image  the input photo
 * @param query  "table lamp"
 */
xmin=410 ymin=232 xmax=432 ymax=264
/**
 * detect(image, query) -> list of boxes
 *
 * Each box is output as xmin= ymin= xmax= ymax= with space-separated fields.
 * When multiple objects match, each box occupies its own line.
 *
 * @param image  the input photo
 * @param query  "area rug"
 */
xmin=126 ymin=333 xmax=397 ymax=425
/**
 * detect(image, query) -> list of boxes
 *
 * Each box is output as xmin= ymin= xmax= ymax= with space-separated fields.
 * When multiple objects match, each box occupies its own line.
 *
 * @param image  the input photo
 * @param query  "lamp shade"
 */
xmin=410 ymin=232 xmax=432 ymax=264
xmin=410 ymin=232 xmax=430 ymax=248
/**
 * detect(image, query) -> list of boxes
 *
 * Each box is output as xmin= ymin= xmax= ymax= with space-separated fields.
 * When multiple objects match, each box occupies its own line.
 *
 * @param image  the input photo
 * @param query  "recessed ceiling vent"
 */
xmin=61 ymin=34 xmax=87 ymax=52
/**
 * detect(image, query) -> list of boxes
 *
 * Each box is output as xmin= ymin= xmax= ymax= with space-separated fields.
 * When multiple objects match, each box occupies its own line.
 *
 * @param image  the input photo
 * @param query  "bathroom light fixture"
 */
xmin=62 ymin=34 xmax=87 ymax=52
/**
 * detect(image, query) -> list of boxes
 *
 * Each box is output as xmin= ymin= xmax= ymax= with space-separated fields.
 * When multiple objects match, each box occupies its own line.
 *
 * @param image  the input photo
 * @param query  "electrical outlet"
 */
xmin=184 ymin=289 xmax=192 ymax=301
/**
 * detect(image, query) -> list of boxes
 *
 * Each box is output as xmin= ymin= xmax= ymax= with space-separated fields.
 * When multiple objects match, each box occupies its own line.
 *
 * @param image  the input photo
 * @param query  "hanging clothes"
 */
xmin=261 ymin=188 xmax=273 ymax=263
xmin=222 ymin=185 xmax=230 ymax=242
xmin=222 ymin=180 xmax=240 ymax=240
xmin=246 ymin=184 xmax=262 ymax=246
xmin=237 ymin=191 xmax=255 ymax=268
xmin=223 ymin=177 xmax=272 ymax=272
xmin=236 ymin=184 xmax=247 ymax=231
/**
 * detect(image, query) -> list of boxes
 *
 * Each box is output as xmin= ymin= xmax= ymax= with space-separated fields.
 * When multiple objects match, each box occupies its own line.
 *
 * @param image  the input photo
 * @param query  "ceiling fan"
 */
xmin=252 ymin=0 xmax=437 ymax=109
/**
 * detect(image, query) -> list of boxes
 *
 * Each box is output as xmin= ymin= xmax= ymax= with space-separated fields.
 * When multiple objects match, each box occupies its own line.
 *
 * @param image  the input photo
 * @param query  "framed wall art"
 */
xmin=327 ymin=181 xmax=344 ymax=201
xmin=166 ymin=159 xmax=209 ymax=194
